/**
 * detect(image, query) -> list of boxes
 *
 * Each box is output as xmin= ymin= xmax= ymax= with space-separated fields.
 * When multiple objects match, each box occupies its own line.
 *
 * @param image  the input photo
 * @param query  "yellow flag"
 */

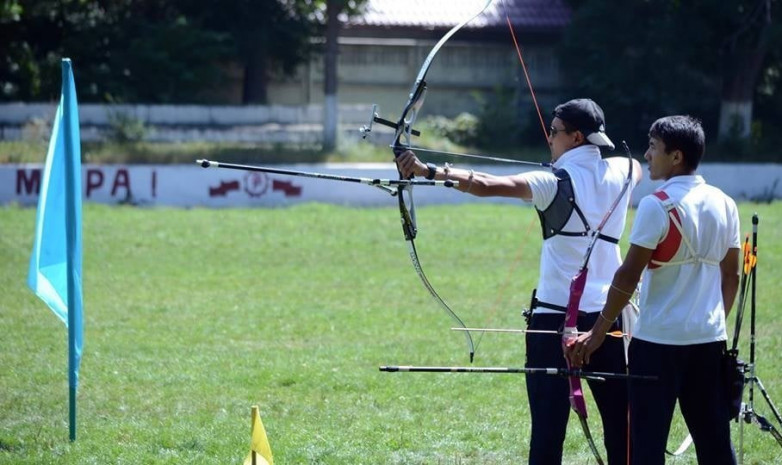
xmin=243 ymin=406 xmax=273 ymax=465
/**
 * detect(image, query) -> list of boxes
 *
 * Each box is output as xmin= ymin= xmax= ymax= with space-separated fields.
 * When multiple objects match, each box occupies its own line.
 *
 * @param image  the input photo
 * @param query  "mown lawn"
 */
xmin=1 ymin=202 xmax=781 ymax=464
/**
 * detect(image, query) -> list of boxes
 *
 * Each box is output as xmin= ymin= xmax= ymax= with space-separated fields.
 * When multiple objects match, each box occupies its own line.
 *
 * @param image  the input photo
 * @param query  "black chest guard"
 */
xmin=535 ymin=169 xmax=619 ymax=244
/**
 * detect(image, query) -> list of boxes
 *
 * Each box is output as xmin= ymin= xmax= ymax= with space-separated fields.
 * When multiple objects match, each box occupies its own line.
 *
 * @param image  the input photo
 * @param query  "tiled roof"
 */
xmin=347 ymin=0 xmax=571 ymax=29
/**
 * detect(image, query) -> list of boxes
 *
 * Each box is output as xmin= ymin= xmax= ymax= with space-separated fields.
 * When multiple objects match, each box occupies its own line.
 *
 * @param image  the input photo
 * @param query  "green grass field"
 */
xmin=1 ymin=201 xmax=781 ymax=464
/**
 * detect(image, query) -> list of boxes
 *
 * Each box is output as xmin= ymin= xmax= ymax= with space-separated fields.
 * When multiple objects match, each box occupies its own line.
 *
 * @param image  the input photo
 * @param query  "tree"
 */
xmin=1 ymin=0 xmax=231 ymax=103
xmin=182 ymin=0 xmax=321 ymax=104
xmin=320 ymin=0 xmax=368 ymax=151
xmin=560 ymin=0 xmax=782 ymax=149
xmin=753 ymin=15 xmax=782 ymax=152
xmin=322 ymin=0 xmax=342 ymax=151
xmin=1 ymin=0 xmax=324 ymax=104
xmin=718 ymin=0 xmax=774 ymax=140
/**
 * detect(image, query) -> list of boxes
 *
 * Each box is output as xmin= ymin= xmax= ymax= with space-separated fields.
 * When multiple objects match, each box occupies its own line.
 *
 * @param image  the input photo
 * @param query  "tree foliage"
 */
xmin=560 ymin=0 xmax=782 ymax=154
xmin=0 ymin=0 xmax=324 ymax=103
xmin=752 ymin=8 xmax=782 ymax=150
xmin=179 ymin=0 xmax=324 ymax=103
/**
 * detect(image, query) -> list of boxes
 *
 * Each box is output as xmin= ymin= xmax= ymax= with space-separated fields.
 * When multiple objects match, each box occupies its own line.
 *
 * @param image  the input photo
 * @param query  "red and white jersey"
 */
xmin=630 ymin=175 xmax=740 ymax=345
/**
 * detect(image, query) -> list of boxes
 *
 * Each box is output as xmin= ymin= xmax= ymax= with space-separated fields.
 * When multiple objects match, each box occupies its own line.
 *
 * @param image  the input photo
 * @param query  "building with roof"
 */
xmin=268 ymin=0 xmax=571 ymax=121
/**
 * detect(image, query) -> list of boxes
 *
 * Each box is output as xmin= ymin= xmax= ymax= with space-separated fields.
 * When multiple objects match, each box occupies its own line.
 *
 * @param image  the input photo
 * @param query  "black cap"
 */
xmin=553 ymin=98 xmax=615 ymax=150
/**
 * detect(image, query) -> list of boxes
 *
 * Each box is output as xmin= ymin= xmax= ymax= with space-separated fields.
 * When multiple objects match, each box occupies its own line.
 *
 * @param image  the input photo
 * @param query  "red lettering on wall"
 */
xmin=86 ymin=169 xmax=104 ymax=197
xmin=272 ymin=180 xmax=302 ymax=197
xmin=16 ymin=169 xmax=41 ymax=195
xmin=112 ymin=169 xmax=131 ymax=197
xmin=210 ymin=180 xmax=240 ymax=197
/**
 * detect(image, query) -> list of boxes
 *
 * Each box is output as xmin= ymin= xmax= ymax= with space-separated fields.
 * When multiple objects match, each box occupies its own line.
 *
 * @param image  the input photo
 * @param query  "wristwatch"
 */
xmin=425 ymin=162 xmax=437 ymax=180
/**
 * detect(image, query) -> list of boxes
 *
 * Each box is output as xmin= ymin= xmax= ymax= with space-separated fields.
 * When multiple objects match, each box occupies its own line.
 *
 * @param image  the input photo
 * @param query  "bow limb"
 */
xmin=392 ymin=0 xmax=493 ymax=363
xmin=579 ymin=415 xmax=605 ymax=463
xmin=406 ymin=238 xmax=474 ymax=362
xmin=392 ymin=0 xmax=495 ymax=153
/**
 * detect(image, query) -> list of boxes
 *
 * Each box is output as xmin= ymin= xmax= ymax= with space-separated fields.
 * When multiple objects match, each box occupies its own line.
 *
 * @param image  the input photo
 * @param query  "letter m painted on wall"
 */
xmin=17 ymin=169 xmax=42 ymax=195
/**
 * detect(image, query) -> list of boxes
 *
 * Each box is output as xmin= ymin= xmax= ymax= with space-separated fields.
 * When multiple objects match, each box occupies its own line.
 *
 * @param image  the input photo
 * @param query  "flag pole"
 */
xmin=62 ymin=58 xmax=80 ymax=442
xmin=245 ymin=405 xmax=273 ymax=465
xmin=251 ymin=406 xmax=258 ymax=465
xmin=26 ymin=57 xmax=84 ymax=443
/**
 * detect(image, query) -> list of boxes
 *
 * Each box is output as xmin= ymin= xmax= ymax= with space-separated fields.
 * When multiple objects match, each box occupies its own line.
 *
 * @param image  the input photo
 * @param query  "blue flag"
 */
xmin=27 ymin=58 xmax=83 ymax=441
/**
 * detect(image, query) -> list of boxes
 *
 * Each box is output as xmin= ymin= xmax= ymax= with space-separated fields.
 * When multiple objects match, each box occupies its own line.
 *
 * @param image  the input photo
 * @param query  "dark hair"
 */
xmin=648 ymin=115 xmax=705 ymax=171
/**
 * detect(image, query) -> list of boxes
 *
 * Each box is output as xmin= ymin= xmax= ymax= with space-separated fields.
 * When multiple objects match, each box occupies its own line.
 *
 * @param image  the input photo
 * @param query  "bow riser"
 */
xmin=394 ymin=81 xmax=427 ymax=155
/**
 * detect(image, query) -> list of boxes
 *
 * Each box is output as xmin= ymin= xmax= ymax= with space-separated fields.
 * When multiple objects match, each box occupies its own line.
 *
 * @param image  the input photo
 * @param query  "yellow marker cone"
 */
xmin=243 ymin=406 xmax=273 ymax=465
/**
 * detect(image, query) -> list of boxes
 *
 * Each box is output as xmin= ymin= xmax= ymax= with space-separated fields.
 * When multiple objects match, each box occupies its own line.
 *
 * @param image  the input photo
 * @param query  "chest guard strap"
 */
xmin=648 ymin=191 xmax=719 ymax=269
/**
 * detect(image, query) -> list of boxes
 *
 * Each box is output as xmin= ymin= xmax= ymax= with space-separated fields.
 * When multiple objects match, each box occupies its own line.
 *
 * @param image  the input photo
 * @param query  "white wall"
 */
xmin=2 ymin=163 xmax=780 ymax=208
xmin=0 ymin=103 xmax=374 ymax=143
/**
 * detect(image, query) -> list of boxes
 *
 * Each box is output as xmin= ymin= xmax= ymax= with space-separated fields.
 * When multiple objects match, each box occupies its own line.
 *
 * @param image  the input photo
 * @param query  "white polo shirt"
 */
xmin=630 ymin=175 xmax=740 ymax=345
xmin=523 ymin=145 xmax=636 ymax=313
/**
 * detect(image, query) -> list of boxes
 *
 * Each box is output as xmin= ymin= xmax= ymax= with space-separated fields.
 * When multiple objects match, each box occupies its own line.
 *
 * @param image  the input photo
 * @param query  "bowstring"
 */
xmin=502 ymin=3 xmax=606 ymax=463
xmin=502 ymin=0 xmax=548 ymax=142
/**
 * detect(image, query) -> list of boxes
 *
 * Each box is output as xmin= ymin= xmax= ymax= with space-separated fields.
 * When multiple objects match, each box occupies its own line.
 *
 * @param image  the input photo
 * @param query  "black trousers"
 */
xmin=525 ymin=312 xmax=628 ymax=465
xmin=628 ymin=339 xmax=736 ymax=465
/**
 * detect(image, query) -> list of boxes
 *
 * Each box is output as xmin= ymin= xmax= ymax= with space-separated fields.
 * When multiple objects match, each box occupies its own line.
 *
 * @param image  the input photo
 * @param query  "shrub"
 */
xmin=106 ymin=110 xmax=147 ymax=143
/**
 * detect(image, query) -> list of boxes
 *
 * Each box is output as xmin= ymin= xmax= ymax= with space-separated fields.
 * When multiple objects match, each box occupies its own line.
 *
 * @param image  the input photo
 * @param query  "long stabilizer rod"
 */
xmin=197 ymin=159 xmax=458 ymax=189
xmin=379 ymin=365 xmax=657 ymax=382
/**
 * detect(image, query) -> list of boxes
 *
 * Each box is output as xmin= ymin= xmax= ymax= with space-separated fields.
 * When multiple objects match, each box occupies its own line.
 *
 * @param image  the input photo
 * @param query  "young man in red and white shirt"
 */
xmin=566 ymin=115 xmax=741 ymax=464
